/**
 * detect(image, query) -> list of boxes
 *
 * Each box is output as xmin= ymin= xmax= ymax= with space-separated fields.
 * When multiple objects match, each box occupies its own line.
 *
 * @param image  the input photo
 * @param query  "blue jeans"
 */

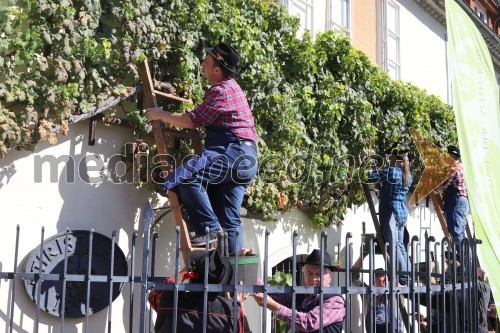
xmin=444 ymin=192 xmax=469 ymax=241
xmin=176 ymin=142 xmax=258 ymax=254
xmin=380 ymin=211 xmax=409 ymax=285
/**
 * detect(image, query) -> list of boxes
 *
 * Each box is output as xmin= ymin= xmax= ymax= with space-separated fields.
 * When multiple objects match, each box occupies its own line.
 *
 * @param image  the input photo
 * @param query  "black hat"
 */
xmin=188 ymin=249 xmax=233 ymax=285
xmin=447 ymin=145 xmax=461 ymax=158
xmin=384 ymin=142 xmax=410 ymax=157
xmin=205 ymin=42 xmax=240 ymax=74
xmin=298 ymin=249 xmax=335 ymax=270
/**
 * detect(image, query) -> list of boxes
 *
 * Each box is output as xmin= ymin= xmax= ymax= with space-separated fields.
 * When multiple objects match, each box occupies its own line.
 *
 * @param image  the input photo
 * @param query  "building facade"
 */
xmin=281 ymin=0 xmax=500 ymax=102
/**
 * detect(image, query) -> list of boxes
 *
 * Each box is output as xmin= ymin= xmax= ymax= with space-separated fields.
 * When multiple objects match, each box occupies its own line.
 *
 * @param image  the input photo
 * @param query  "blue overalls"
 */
xmin=443 ymin=184 xmax=469 ymax=241
xmin=370 ymin=166 xmax=412 ymax=285
xmin=164 ymin=125 xmax=258 ymax=254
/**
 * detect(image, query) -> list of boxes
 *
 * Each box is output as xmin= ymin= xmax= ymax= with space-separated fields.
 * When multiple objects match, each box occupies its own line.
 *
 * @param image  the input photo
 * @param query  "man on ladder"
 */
xmin=146 ymin=42 xmax=258 ymax=255
xmin=437 ymin=145 xmax=469 ymax=242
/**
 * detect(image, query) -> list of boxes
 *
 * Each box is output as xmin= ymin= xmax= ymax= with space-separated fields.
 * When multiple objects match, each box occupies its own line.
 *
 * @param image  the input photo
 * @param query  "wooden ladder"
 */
xmin=430 ymin=191 xmax=477 ymax=241
xmin=139 ymin=59 xmax=205 ymax=264
xmin=429 ymin=190 xmax=481 ymax=281
xmin=363 ymin=182 xmax=480 ymax=332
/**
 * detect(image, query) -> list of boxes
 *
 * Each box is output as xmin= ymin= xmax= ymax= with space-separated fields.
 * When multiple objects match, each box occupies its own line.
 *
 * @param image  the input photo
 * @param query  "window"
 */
xmin=329 ymin=0 xmax=351 ymax=36
xmin=386 ymin=0 xmax=400 ymax=80
xmin=282 ymin=0 xmax=315 ymax=37
xmin=474 ymin=2 xmax=488 ymax=24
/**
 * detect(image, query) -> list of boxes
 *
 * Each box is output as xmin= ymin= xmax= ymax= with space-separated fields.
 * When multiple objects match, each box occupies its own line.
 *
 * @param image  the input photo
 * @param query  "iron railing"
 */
xmin=0 ymin=205 xmax=482 ymax=333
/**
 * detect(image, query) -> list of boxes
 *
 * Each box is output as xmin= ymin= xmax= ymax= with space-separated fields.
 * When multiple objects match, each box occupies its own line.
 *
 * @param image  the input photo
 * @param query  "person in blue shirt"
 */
xmin=369 ymin=142 xmax=412 ymax=286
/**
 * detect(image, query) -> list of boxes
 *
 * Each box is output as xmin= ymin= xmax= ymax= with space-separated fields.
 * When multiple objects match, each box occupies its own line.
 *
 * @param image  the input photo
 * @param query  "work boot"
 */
xmin=190 ymin=229 xmax=222 ymax=247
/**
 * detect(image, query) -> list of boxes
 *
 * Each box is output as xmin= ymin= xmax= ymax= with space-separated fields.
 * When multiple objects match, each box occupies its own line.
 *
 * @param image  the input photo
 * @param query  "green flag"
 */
xmin=445 ymin=0 xmax=500 ymax=305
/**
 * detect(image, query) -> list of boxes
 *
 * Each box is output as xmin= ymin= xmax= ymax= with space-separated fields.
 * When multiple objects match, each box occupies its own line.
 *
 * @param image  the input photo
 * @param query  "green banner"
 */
xmin=445 ymin=0 xmax=500 ymax=305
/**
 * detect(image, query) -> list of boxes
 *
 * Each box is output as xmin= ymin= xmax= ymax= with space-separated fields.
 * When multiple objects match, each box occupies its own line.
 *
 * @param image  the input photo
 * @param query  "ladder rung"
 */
xmin=153 ymin=89 xmax=193 ymax=104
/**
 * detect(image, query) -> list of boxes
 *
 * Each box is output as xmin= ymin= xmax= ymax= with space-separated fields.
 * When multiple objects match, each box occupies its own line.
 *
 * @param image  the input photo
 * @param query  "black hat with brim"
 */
xmin=188 ymin=249 xmax=233 ymax=285
xmin=384 ymin=141 xmax=410 ymax=157
xmin=447 ymin=145 xmax=461 ymax=157
xmin=205 ymin=42 xmax=240 ymax=74
xmin=298 ymin=249 xmax=336 ymax=270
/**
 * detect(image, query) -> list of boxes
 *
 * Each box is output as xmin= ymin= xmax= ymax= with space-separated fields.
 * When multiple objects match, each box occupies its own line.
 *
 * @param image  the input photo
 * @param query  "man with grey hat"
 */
xmin=352 ymin=255 xmax=403 ymax=332
xmin=252 ymin=249 xmax=345 ymax=332
xmin=439 ymin=145 xmax=469 ymax=241
xmin=146 ymin=42 xmax=258 ymax=255
xmin=148 ymin=249 xmax=249 ymax=332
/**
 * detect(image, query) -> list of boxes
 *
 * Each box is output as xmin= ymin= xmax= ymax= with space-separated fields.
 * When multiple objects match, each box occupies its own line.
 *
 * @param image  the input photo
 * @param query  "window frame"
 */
xmin=386 ymin=0 xmax=401 ymax=80
xmin=328 ymin=0 xmax=351 ymax=36
xmin=473 ymin=1 xmax=488 ymax=24
xmin=283 ymin=0 xmax=315 ymax=37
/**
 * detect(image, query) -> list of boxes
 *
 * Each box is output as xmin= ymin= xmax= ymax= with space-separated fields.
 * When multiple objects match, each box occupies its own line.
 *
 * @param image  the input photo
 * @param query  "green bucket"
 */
xmin=227 ymin=255 xmax=259 ymax=284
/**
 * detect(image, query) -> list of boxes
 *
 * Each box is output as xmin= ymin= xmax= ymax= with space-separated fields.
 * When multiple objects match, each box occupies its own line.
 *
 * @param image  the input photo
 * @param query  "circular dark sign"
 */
xmin=24 ymin=230 xmax=128 ymax=318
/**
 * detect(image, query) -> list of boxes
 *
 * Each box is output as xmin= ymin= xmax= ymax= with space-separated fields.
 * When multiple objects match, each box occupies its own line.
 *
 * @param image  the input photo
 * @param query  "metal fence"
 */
xmin=0 ymin=203 xmax=484 ymax=333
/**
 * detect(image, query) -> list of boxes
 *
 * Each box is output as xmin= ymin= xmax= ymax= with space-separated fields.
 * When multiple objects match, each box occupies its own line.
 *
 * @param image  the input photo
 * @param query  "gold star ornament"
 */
xmin=408 ymin=128 xmax=456 ymax=207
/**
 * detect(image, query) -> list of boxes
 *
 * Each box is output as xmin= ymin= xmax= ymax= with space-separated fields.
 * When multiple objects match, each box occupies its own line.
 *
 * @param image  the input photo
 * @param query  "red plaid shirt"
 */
xmin=189 ymin=77 xmax=258 ymax=142
xmin=443 ymin=162 xmax=467 ymax=196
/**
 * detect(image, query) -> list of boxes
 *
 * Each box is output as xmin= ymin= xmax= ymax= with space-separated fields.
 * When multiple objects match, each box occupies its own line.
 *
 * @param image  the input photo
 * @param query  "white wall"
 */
xmin=397 ymin=0 xmax=449 ymax=102
xmin=0 ymin=122 xmax=158 ymax=332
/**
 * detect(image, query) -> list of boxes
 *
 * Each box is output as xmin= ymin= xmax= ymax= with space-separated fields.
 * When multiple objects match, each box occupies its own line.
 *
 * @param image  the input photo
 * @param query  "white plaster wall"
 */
xmin=397 ymin=0 xmax=449 ymax=102
xmin=0 ymin=122 xmax=160 ymax=333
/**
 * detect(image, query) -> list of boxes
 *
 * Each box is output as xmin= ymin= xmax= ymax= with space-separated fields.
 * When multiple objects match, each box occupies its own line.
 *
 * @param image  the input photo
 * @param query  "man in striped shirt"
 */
xmin=252 ymin=249 xmax=345 ymax=332
xmin=440 ymin=145 xmax=469 ymax=241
